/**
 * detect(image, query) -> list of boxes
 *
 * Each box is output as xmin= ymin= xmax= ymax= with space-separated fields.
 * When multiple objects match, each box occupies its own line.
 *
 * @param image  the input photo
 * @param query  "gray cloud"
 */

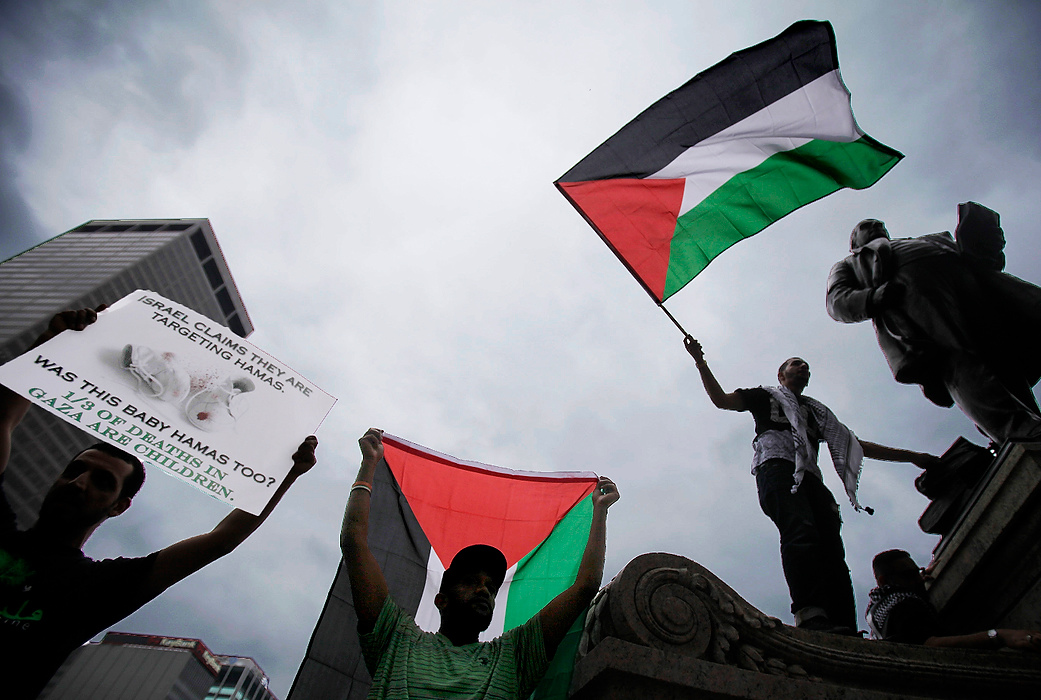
xmin=4 ymin=1 xmax=1041 ymax=695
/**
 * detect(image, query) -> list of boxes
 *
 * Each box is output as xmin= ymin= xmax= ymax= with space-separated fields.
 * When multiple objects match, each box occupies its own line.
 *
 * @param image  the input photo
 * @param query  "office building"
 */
xmin=0 ymin=218 xmax=251 ymax=526
xmin=40 ymin=632 xmax=221 ymax=700
xmin=40 ymin=631 xmax=277 ymax=700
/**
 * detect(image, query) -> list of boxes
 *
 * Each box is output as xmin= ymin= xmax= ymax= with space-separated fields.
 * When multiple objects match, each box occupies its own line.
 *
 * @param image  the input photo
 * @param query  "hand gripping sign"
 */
xmin=0 ymin=291 xmax=336 ymax=514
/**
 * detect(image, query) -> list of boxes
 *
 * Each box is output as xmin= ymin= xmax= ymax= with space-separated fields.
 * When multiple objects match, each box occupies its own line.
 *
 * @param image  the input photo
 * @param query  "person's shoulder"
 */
xmin=363 ymin=597 xmax=416 ymax=641
xmin=735 ymin=386 xmax=768 ymax=405
xmin=905 ymin=231 xmax=957 ymax=248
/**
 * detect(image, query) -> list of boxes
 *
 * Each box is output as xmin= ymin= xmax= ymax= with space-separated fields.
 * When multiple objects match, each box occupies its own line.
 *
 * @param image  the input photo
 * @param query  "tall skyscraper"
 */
xmin=40 ymin=631 xmax=277 ymax=700
xmin=0 ymin=218 xmax=251 ymax=526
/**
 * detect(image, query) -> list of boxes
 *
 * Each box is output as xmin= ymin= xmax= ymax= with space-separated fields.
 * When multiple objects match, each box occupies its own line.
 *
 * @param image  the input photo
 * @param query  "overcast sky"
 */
xmin=3 ymin=0 xmax=1041 ymax=695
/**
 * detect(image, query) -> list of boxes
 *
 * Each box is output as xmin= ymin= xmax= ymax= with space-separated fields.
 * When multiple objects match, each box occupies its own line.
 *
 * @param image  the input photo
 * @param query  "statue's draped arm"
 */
xmin=826 ymin=258 xmax=874 ymax=323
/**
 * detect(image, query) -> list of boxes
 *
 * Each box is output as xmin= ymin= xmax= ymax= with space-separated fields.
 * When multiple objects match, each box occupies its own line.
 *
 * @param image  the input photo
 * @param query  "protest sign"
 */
xmin=0 ymin=291 xmax=336 ymax=514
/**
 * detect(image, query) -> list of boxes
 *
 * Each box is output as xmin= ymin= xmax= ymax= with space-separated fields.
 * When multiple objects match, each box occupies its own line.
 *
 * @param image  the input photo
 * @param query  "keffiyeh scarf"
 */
xmin=865 ymin=585 xmax=934 ymax=640
xmin=764 ymin=386 xmax=869 ymax=512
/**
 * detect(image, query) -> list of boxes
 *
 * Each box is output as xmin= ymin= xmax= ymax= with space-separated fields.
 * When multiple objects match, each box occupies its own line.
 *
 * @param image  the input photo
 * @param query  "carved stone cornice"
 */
xmin=572 ymin=553 xmax=1041 ymax=699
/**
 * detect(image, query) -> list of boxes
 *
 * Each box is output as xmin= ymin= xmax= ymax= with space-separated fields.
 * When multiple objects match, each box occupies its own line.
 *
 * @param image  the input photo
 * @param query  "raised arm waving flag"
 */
xmin=556 ymin=20 xmax=902 ymax=306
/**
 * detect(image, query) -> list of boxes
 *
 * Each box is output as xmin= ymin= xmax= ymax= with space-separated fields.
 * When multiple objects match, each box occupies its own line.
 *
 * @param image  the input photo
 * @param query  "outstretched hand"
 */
xmin=911 ymin=452 xmax=943 ymax=470
xmin=684 ymin=335 xmax=705 ymax=364
xmin=289 ymin=436 xmax=318 ymax=478
xmin=32 ymin=306 xmax=106 ymax=349
xmin=359 ymin=428 xmax=384 ymax=465
xmin=592 ymin=476 xmax=619 ymax=510
xmin=999 ymin=629 xmax=1041 ymax=652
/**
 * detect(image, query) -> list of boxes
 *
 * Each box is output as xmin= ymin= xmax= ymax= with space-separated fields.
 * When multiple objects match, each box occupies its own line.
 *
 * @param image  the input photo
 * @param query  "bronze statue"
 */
xmin=826 ymin=202 xmax=1041 ymax=444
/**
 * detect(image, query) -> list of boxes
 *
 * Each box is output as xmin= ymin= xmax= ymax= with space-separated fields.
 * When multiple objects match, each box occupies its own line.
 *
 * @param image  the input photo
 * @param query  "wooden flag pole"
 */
xmin=657 ymin=302 xmax=689 ymax=337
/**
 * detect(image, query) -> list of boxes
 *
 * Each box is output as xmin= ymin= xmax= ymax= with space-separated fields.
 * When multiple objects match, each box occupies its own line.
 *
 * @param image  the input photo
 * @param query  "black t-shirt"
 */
xmin=0 ymin=478 xmax=159 ymax=699
xmin=735 ymin=387 xmax=823 ymax=443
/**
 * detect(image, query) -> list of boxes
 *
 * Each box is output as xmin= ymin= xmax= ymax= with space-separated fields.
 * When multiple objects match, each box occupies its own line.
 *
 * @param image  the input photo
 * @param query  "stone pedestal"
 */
xmin=926 ymin=440 xmax=1041 ymax=631
xmin=571 ymin=553 xmax=1041 ymax=699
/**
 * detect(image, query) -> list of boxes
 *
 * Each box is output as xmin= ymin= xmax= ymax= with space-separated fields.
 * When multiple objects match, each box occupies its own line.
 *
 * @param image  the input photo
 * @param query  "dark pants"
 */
xmin=755 ymin=459 xmax=857 ymax=629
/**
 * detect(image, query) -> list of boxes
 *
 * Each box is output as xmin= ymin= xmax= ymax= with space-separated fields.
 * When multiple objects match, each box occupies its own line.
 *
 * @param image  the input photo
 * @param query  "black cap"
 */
xmin=440 ymin=544 xmax=508 ymax=593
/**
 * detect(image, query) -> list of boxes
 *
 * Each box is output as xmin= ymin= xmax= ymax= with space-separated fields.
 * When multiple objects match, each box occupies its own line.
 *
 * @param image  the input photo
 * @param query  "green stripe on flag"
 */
xmin=504 ymin=494 xmax=593 ymax=699
xmin=661 ymin=135 xmax=902 ymax=300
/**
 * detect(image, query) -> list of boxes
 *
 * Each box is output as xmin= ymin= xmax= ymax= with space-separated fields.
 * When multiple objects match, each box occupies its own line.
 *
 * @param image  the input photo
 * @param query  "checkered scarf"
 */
xmin=866 ymin=585 xmax=932 ymax=640
xmin=764 ymin=386 xmax=870 ymax=513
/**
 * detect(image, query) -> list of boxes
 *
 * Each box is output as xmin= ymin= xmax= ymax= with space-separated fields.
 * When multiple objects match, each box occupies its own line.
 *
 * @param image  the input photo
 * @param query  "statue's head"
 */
xmin=850 ymin=219 xmax=890 ymax=250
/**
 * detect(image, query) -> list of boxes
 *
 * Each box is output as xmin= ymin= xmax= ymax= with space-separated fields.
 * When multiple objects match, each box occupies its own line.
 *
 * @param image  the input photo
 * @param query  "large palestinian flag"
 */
xmin=288 ymin=434 xmax=599 ymax=700
xmin=556 ymin=20 xmax=902 ymax=303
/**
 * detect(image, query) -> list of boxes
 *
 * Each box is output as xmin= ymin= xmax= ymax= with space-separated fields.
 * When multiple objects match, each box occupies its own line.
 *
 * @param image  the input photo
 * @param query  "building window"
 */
xmin=215 ymin=287 xmax=236 ymax=315
xmin=203 ymin=258 xmax=224 ymax=289
xmin=190 ymin=230 xmax=212 ymax=260
xmin=227 ymin=313 xmax=247 ymax=338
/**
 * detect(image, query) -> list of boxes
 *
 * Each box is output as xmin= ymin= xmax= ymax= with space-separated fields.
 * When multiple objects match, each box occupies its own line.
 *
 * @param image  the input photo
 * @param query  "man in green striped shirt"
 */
xmin=344 ymin=429 xmax=619 ymax=699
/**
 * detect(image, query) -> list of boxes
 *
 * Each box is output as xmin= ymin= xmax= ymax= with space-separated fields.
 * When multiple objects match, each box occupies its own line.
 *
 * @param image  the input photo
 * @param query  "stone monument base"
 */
xmin=571 ymin=553 xmax=1041 ymax=699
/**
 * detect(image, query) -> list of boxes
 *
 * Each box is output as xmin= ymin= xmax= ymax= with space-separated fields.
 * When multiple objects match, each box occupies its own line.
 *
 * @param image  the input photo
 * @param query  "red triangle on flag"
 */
xmin=559 ymin=178 xmax=685 ymax=302
xmin=382 ymin=436 xmax=597 ymax=569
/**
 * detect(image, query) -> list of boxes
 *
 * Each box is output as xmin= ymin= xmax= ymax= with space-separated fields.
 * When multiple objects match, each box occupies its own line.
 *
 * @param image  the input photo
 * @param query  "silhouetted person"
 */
xmin=685 ymin=338 xmax=938 ymax=634
xmin=0 ymin=309 xmax=317 ymax=699
xmin=868 ymin=549 xmax=1041 ymax=649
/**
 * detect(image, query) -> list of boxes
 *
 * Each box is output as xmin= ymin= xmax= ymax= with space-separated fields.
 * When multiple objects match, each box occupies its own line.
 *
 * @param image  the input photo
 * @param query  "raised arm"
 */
xmin=146 ymin=436 xmax=317 ymax=595
xmin=536 ymin=476 xmax=619 ymax=658
xmin=1 ymin=308 xmax=102 ymax=476
xmin=341 ymin=428 xmax=390 ymax=632
xmin=684 ymin=336 xmax=745 ymax=411
xmin=860 ymin=441 xmax=940 ymax=469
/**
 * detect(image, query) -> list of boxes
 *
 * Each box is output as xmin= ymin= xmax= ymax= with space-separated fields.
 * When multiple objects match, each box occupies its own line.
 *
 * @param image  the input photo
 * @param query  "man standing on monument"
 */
xmin=684 ymin=338 xmax=938 ymax=634
xmin=0 ymin=308 xmax=318 ymax=699
xmin=827 ymin=202 xmax=1041 ymax=444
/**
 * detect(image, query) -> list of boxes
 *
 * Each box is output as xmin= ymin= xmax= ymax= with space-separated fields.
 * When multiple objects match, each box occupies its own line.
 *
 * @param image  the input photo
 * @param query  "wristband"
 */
xmin=351 ymin=482 xmax=372 ymax=495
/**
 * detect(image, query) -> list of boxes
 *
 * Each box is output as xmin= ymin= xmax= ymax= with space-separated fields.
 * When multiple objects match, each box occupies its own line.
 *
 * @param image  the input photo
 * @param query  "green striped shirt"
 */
xmin=360 ymin=598 xmax=548 ymax=699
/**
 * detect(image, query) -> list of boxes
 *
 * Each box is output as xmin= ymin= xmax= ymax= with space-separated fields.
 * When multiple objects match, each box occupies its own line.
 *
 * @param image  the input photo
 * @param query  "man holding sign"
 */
xmin=0 ymin=309 xmax=318 ymax=699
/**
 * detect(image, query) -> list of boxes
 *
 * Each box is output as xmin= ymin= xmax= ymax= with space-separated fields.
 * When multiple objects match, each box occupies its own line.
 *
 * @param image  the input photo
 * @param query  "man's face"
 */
xmin=437 ymin=569 xmax=499 ymax=633
xmin=38 ymin=449 xmax=134 ymax=528
xmin=883 ymin=556 xmax=927 ymax=594
xmin=778 ymin=357 xmax=811 ymax=392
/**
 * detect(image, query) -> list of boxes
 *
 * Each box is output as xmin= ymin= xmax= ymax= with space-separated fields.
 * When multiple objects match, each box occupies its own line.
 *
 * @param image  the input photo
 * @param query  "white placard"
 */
xmin=0 ymin=291 xmax=337 ymax=514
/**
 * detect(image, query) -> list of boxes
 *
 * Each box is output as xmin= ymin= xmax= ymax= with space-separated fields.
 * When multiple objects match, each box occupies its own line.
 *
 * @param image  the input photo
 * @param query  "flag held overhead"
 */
xmin=556 ymin=20 xmax=903 ymax=303
xmin=292 ymin=434 xmax=599 ymax=700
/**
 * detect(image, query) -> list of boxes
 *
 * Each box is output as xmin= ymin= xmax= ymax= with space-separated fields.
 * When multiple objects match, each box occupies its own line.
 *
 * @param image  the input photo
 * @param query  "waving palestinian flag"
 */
xmin=288 ymin=435 xmax=598 ymax=700
xmin=556 ymin=20 xmax=902 ymax=303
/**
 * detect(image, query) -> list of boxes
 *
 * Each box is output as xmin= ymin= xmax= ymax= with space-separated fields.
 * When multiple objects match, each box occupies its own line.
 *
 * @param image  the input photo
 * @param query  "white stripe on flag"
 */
xmin=481 ymin=564 xmax=515 ymax=642
xmin=415 ymin=551 xmax=446 ymax=633
xmin=413 ymin=549 xmax=518 ymax=642
xmin=648 ymin=70 xmax=861 ymax=214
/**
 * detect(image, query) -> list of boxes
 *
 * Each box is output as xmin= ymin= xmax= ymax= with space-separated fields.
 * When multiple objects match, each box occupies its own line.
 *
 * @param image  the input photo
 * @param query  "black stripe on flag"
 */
xmin=557 ymin=20 xmax=838 ymax=183
xmin=287 ymin=460 xmax=431 ymax=700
